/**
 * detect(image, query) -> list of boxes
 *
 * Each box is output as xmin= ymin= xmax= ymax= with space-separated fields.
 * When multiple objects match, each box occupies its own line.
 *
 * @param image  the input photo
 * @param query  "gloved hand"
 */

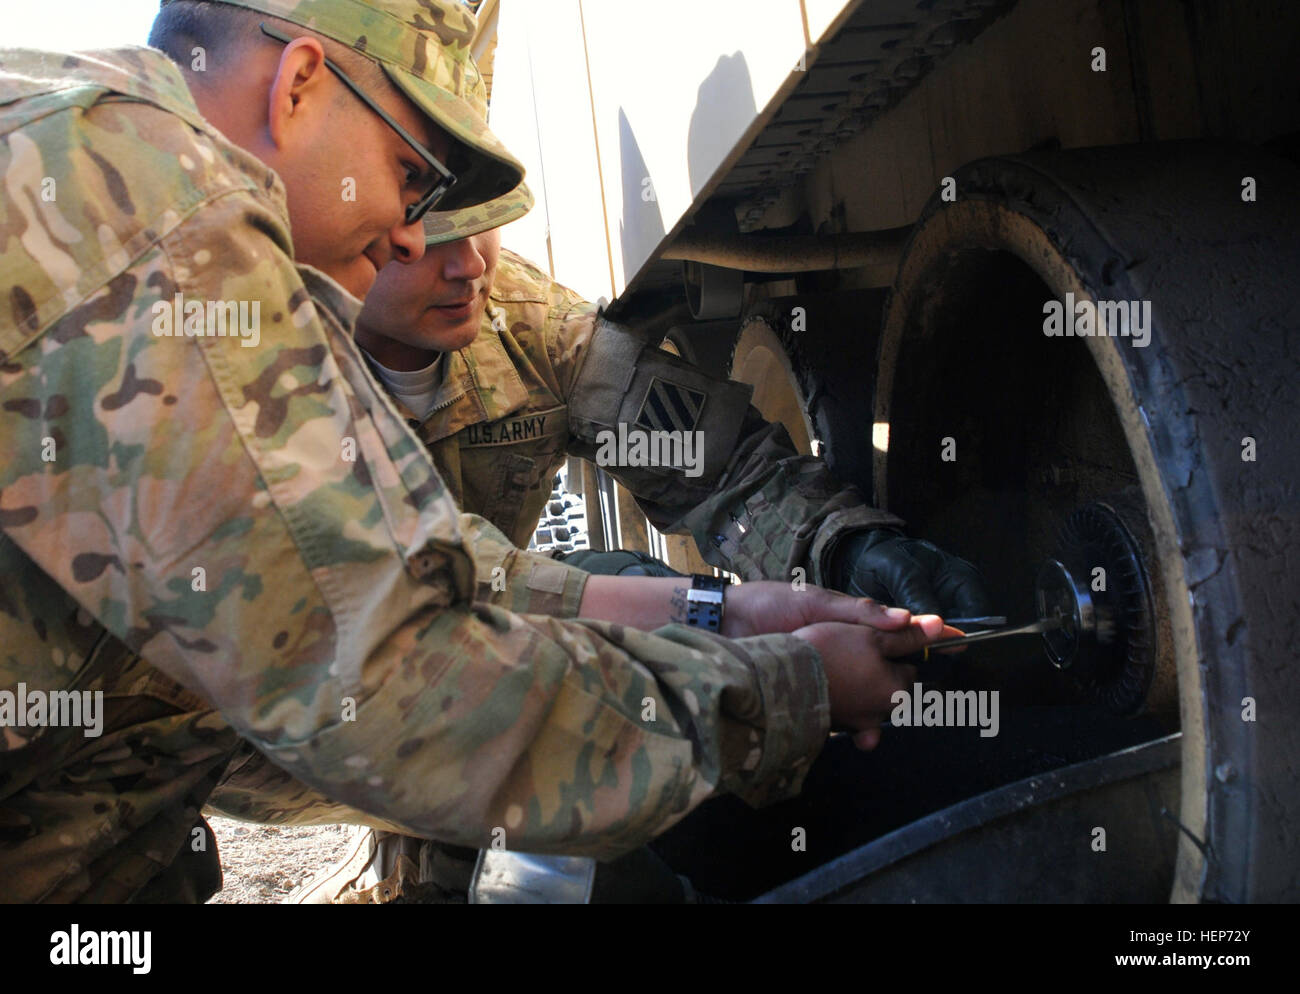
xmin=829 ymin=527 xmax=992 ymax=617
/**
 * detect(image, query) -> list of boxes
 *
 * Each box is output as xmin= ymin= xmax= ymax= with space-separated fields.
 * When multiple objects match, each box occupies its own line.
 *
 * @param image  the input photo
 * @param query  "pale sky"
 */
xmin=3 ymin=0 xmax=479 ymax=51
xmin=6 ymin=0 xmax=161 ymax=50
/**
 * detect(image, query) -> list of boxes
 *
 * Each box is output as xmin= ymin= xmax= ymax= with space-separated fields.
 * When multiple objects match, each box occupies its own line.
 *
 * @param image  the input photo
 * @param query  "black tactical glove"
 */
xmin=829 ymin=527 xmax=992 ymax=617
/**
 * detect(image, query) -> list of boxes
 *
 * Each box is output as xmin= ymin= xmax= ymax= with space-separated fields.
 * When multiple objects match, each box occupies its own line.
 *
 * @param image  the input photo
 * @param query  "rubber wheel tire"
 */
xmin=874 ymin=143 xmax=1300 ymax=902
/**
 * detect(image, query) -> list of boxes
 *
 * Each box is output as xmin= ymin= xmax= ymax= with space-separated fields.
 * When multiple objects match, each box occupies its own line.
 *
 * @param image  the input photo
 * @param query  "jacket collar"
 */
xmin=368 ymin=322 xmax=530 ymax=442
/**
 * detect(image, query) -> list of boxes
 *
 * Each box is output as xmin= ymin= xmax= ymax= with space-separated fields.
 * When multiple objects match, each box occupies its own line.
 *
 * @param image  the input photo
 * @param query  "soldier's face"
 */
xmin=260 ymin=38 xmax=449 ymax=298
xmin=356 ymin=229 xmax=502 ymax=367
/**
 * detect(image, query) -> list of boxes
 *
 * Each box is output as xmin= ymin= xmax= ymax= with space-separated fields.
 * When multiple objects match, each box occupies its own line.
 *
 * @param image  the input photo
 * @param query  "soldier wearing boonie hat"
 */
xmin=212 ymin=167 xmax=986 ymax=900
xmin=203 ymin=11 xmax=986 ymax=892
xmin=0 ymin=0 xmax=863 ymax=904
xmin=159 ymin=0 xmax=526 ymax=210
xmin=422 ymin=178 xmax=535 ymax=245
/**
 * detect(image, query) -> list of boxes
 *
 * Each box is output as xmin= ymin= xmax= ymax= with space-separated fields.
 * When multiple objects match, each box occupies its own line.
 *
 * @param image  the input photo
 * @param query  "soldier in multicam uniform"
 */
xmin=206 ymin=181 xmax=992 ymax=900
xmin=0 ymin=0 xmax=952 ymax=903
xmin=357 ymin=188 xmax=990 ymax=608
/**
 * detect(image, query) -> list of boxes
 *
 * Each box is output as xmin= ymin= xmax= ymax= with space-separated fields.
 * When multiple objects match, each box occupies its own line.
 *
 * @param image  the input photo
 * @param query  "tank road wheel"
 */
xmin=873 ymin=144 xmax=1300 ymax=902
xmin=729 ymin=317 xmax=817 ymax=456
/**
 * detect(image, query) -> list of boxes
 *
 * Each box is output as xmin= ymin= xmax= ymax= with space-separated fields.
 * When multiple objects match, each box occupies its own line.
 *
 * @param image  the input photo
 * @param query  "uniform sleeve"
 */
xmin=0 ymin=186 xmax=829 ymax=859
xmin=461 ymin=508 xmax=591 ymax=616
xmin=557 ymin=316 xmax=903 ymax=585
xmin=659 ymin=408 xmax=904 ymax=584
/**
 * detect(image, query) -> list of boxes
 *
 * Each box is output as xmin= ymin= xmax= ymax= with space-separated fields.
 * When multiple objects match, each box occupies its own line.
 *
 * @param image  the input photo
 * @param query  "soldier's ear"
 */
xmin=266 ymin=37 xmax=329 ymax=148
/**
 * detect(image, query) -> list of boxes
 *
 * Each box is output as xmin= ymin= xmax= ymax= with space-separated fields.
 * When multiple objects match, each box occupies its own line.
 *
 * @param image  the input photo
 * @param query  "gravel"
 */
xmin=205 ymin=816 xmax=358 ymax=904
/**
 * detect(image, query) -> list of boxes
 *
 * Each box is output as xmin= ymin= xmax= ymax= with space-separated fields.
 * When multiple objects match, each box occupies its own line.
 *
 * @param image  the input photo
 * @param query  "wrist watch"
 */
xmin=685 ymin=574 xmax=727 ymax=632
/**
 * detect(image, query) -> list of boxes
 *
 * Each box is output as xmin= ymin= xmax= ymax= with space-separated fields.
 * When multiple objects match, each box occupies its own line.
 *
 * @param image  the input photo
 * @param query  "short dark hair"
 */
xmin=148 ymin=0 xmax=261 ymax=70
xmin=148 ymin=0 xmax=389 ymax=91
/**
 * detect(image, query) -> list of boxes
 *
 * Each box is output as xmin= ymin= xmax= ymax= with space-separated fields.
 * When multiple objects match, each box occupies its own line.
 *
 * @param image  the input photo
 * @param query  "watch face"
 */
xmin=686 ymin=575 xmax=725 ymax=631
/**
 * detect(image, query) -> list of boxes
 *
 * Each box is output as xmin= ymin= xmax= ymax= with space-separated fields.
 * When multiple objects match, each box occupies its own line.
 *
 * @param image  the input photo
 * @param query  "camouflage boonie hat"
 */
xmin=182 ymin=0 xmax=524 ymax=209
xmin=422 ymin=179 xmax=533 ymax=246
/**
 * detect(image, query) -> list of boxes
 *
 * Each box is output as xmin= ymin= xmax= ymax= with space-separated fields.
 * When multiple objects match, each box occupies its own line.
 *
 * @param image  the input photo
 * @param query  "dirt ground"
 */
xmin=205 ymin=816 xmax=357 ymax=904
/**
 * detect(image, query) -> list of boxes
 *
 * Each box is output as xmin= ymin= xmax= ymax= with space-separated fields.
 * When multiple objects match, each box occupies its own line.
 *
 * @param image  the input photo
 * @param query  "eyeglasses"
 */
xmin=259 ymin=22 xmax=458 ymax=224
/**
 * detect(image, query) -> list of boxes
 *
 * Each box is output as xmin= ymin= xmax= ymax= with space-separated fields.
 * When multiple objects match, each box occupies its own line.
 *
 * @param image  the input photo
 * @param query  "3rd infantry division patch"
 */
xmin=635 ymin=376 xmax=706 ymax=434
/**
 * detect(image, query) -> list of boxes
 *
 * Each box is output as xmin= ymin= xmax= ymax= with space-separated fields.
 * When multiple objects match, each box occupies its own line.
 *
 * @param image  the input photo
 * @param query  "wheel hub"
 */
xmin=1033 ymin=503 xmax=1156 ymax=716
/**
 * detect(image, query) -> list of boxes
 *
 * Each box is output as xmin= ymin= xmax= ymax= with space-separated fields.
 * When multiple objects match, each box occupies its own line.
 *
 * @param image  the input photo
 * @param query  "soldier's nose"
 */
xmin=390 ymin=216 xmax=426 ymax=265
xmin=442 ymin=238 xmax=486 ymax=282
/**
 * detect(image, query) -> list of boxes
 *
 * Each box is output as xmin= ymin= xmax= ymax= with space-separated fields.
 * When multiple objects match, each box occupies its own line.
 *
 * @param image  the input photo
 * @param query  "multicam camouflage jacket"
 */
xmin=387 ymin=249 xmax=904 ymax=583
xmin=208 ymin=248 xmax=906 ymax=832
xmin=0 ymin=47 xmax=829 ymax=901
